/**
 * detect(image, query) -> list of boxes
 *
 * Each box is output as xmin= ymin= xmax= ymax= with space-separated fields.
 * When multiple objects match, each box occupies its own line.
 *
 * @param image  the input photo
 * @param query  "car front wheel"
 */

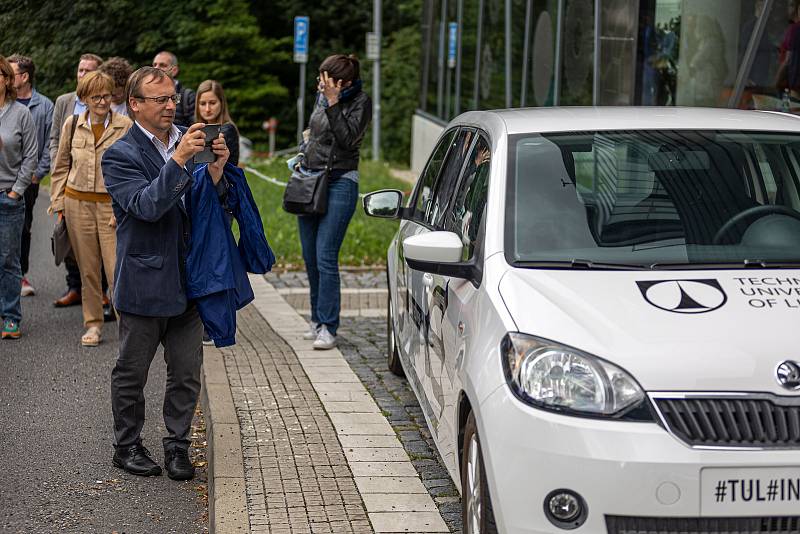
xmin=387 ymin=292 xmax=404 ymax=376
xmin=462 ymin=412 xmax=498 ymax=534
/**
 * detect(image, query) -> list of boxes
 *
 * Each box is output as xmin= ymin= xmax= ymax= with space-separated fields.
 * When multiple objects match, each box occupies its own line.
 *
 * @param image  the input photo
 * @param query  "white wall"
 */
xmin=411 ymin=113 xmax=446 ymax=177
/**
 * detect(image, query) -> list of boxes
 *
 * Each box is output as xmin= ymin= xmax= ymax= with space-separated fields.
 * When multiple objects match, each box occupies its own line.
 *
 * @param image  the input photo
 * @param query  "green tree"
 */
xmin=175 ymin=0 xmax=290 ymax=143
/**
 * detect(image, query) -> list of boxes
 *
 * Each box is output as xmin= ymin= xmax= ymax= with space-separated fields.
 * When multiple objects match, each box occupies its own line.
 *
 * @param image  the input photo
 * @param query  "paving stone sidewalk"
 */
xmin=335 ymin=320 xmax=463 ymax=534
xmin=206 ymin=276 xmax=451 ymax=533
xmin=217 ymin=305 xmax=372 ymax=533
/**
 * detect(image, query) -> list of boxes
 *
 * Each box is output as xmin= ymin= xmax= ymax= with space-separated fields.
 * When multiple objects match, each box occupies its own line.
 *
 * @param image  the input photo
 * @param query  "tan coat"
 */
xmin=49 ymin=111 xmax=132 ymax=213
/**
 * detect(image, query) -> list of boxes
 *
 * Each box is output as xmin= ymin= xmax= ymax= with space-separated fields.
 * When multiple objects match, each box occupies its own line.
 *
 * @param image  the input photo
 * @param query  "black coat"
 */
xmin=304 ymin=90 xmax=371 ymax=172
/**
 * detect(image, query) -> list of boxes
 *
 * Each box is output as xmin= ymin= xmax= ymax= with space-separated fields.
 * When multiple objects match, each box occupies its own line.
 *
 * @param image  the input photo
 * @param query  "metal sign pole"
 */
xmin=372 ymin=0 xmax=382 ymax=160
xmin=294 ymin=16 xmax=310 ymax=146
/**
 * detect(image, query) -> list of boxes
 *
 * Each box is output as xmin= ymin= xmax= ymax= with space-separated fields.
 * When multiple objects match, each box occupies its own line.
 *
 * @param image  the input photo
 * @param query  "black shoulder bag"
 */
xmin=282 ymin=149 xmax=332 ymax=216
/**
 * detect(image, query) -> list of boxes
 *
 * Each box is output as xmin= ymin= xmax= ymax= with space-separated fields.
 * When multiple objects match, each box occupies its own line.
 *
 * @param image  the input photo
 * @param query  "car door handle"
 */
xmin=422 ymin=272 xmax=434 ymax=288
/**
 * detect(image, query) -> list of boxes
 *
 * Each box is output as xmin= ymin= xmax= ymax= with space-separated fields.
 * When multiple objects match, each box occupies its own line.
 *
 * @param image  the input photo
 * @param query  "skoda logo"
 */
xmin=776 ymin=361 xmax=800 ymax=391
xmin=636 ymin=279 xmax=727 ymax=314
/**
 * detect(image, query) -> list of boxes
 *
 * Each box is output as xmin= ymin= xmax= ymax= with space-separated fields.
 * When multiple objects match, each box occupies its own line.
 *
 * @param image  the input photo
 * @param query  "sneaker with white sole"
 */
xmin=21 ymin=278 xmax=35 ymax=297
xmin=312 ymin=325 xmax=337 ymax=350
xmin=303 ymin=321 xmax=320 ymax=340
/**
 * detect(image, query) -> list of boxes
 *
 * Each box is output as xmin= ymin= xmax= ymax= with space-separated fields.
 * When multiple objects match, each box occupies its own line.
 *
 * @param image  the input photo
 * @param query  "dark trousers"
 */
xmin=65 ymin=256 xmax=81 ymax=291
xmin=297 ymin=176 xmax=358 ymax=336
xmin=20 ymin=182 xmax=39 ymax=276
xmin=111 ymin=305 xmax=203 ymax=452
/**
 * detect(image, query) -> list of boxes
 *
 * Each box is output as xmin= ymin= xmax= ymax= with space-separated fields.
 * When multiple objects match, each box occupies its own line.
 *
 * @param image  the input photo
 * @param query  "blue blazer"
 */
xmin=102 ymin=125 xmax=196 ymax=317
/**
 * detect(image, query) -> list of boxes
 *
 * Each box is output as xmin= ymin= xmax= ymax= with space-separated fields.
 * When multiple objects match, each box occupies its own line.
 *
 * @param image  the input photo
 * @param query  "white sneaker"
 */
xmin=312 ymin=325 xmax=337 ymax=350
xmin=21 ymin=278 xmax=35 ymax=297
xmin=303 ymin=321 xmax=320 ymax=340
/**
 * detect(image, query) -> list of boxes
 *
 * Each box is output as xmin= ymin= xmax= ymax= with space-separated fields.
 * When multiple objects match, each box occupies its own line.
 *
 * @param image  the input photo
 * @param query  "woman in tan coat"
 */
xmin=49 ymin=71 xmax=132 ymax=346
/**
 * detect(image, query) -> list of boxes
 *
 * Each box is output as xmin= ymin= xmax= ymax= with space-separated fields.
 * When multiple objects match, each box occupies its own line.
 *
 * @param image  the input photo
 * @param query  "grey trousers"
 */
xmin=111 ymin=305 xmax=203 ymax=452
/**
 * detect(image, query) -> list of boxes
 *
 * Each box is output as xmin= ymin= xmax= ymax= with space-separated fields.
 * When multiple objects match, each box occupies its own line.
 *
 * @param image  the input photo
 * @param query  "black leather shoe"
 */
xmin=165 ymin=448 xmax=195 ymax=481
xmin=112 ymin=445 xmax=162 ymax=477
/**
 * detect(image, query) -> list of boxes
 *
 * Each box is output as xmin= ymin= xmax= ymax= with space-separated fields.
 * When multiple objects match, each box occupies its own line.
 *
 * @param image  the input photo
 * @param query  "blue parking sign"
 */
xmin=294 ymin=16 xmax=309 ymax=63
xmin=448 ymin=22 xmax=457 ymax=68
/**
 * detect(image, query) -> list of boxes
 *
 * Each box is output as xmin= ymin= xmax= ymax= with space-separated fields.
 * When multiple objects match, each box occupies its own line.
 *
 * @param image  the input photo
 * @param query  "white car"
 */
xmin=363 ymin=107 xmax=800 ymax=534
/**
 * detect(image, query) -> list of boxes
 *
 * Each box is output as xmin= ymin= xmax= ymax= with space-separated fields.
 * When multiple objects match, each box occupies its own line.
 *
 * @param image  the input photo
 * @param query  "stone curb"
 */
xmin=278 ymin=287 xmax=387 ymax=313
xmin=202 ymin=345 xmax=250 ymax=533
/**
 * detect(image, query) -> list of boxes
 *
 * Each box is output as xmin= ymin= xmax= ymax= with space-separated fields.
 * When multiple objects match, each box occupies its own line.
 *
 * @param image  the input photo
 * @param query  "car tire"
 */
xmin=462 ymin=412 xmax=498 ymax=534
xmin=387 ymin=292 xmax=405 ymax=377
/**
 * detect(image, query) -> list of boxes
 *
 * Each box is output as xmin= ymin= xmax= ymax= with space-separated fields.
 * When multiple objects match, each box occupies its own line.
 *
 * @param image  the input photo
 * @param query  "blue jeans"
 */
xmin=0 ymin=192 xmax=25 ymax=323
xmin=297 ymin=176 xmax=358 ymax=336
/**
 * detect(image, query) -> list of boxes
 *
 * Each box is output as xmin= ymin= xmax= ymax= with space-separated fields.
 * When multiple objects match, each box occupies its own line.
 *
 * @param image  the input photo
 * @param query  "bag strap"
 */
xmin=67 ymin=114 xmax=78 ymax=169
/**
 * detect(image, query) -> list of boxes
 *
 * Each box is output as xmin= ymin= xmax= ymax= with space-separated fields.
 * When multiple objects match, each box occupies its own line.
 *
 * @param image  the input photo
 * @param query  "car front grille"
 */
xmin=605 ymin=515 xmax=800 ymax=534
xmin=653 ymin=395 xmax=800 ymax=448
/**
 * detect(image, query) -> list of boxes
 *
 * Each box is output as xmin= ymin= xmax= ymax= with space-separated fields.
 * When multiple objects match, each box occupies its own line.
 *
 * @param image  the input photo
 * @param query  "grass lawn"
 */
xmin=245 ymin=158 xmax=413 ymax=270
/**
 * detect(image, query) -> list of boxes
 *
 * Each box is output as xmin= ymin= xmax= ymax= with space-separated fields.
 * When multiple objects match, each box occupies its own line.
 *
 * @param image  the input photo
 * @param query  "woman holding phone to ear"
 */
xmin=195 ymin=80 xmax=239 ymax=166
xmin=298 ymin=54 xmax=372 ymax=350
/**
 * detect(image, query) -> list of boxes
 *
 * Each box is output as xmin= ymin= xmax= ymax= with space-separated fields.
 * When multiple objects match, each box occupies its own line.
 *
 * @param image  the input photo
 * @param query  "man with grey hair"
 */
xmin=102 ymin=66 xmax=229 ymax=480
xmin=8 ymin=54 xmax=53 ymax=297
xmin=152 ymin=51 xmax=195 ymax=127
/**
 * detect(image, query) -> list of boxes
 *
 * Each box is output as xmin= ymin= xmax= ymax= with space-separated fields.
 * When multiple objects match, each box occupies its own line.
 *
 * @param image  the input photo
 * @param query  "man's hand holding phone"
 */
xmin=172 ymin=123 xmax=207 ymax=168
xmin=206 ymin=131 xmax=229 ymax=185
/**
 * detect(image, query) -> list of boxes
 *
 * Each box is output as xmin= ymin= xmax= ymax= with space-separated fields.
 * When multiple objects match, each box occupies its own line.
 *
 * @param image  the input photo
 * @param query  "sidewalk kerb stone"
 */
xmin=202 ymin=345 xmax=249 ymax=534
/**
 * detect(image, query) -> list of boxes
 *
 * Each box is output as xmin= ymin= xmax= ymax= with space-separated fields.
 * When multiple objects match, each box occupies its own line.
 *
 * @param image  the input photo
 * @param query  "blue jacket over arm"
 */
xmin=187 ymin=163 xmax=274 ymax=346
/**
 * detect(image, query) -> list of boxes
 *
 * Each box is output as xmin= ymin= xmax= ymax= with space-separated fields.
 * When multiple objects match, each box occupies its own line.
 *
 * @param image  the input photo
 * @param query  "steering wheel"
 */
xmin=713 ymin=205 xmax=800 ymax=244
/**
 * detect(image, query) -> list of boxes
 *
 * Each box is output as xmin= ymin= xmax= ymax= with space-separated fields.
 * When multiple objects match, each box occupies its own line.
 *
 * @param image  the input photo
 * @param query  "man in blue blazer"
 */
xmin=102 ymin=67 xmax=229 ymax=480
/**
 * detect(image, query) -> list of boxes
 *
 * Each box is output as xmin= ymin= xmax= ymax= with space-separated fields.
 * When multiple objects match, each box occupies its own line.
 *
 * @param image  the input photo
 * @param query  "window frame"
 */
xmin=409 ymin=127 xmax=461 ymax=225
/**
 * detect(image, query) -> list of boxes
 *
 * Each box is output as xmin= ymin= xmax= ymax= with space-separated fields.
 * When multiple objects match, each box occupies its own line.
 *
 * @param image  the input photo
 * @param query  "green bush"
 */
xmin=245 ymin=158 xmax=412 ymax=269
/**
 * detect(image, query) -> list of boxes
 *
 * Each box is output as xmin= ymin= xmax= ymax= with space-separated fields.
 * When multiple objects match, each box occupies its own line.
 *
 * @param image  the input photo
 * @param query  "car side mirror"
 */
xmin=363 ymin=189 xmax=404 ymax=219
xmin=403 ymin=231 xmax=479 ymax=281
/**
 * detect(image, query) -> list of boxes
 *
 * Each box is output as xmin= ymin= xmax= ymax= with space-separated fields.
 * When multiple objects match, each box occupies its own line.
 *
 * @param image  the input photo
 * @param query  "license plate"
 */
xmin=701 ymin=467 xmax=800 ymax=516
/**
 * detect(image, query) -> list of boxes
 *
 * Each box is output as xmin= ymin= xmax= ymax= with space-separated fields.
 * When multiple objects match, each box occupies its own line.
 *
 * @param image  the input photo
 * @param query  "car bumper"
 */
xmin=479 ymin=386 xmax=800 ymax=534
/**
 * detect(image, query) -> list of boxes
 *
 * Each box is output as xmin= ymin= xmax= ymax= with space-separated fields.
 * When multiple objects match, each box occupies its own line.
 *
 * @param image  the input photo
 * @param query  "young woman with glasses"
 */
xmin=49 ymin=71 xmax=132 ymax=347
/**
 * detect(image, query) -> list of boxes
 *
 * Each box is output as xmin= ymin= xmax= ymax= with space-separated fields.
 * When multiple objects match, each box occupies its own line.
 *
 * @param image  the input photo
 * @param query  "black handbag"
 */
xmin=282 ymin=166 xmax=329 ymax=216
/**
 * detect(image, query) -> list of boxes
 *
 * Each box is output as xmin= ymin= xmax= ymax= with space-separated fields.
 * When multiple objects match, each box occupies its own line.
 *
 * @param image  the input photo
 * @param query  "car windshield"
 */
xmin=507 ymin=130 xmax=800 ymax=268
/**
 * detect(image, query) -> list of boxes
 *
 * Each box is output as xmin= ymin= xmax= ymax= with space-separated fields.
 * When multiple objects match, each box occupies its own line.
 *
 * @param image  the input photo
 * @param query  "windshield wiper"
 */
xmin=649 ymin=260 xmax=800 ymax=270
xmin=515 ymin=259 xmax=650 ymax=270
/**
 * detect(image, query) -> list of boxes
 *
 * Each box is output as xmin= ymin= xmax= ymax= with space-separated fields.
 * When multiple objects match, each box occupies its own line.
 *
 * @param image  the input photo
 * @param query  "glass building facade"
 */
xmin=418 ymin=0 xmax=800 ymax=121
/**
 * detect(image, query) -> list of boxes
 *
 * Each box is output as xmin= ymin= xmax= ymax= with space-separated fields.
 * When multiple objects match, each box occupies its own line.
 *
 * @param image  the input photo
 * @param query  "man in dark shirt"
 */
xmin=152 ymin=51 xmax=195 ymax=127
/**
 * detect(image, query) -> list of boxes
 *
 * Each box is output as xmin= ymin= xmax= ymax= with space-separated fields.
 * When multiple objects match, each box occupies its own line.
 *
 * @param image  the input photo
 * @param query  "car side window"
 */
xmin=427 ymin=129 xmax=475 ymax=227
xmin=444 ymin=135 xmax=491 ymax=261
xmin=411 ymin=129 xmax=458 ymax=221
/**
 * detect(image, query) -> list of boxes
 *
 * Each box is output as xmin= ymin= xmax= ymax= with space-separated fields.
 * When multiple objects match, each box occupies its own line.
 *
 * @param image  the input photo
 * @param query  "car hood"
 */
xmin=498 ymin=269 xmax=800 ymax=394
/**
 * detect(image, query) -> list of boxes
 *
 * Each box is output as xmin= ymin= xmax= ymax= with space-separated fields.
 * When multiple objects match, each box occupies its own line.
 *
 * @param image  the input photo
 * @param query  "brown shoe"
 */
xmin=54 ymin=289 xmax=81 ymax=308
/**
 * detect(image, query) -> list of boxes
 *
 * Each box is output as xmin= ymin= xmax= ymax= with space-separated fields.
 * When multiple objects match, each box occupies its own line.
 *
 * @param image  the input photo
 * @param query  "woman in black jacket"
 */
xmin=300 ymin=54 xmax=372 ymax=349
xmin=195 ymin=80 xmax=239 ymax=166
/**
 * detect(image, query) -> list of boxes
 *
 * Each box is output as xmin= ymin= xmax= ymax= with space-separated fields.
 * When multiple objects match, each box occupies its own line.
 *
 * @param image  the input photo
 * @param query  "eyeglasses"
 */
xmin=133 ymin=94 xmax=182 ymax=105
xmin=89 ymin=94 xmax=113 ymax=103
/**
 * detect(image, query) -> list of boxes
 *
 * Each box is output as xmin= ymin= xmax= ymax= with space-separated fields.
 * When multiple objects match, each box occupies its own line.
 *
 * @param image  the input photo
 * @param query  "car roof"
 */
xmin=452 ymin=107 xmax=800 ymax=135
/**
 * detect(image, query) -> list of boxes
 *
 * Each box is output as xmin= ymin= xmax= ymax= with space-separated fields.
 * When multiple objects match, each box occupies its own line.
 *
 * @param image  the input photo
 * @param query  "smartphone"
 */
xmin=194 ymin=124 xmax=221 ymax=164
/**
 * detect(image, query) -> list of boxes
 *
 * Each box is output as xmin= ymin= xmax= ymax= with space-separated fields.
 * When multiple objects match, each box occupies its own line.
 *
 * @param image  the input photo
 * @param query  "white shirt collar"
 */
xmin=134 ymin=121 xmax=181 ymax=161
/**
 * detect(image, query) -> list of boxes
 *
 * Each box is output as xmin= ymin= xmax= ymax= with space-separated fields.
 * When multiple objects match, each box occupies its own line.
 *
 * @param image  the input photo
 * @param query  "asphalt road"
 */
xmin=0 ymin=189 xmax=207 ymax=533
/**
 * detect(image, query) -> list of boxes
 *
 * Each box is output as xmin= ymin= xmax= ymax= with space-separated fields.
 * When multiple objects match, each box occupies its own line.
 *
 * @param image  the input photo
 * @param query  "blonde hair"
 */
xmin=195 ymin=79 xmax=235 ymax=126
xmin=76 ymin=71 xmax=114 ymax=101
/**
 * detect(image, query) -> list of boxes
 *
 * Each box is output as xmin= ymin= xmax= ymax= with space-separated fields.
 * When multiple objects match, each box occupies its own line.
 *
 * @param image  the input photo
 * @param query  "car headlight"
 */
xmin=501 ymin=333 xmax=646 ymax=417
